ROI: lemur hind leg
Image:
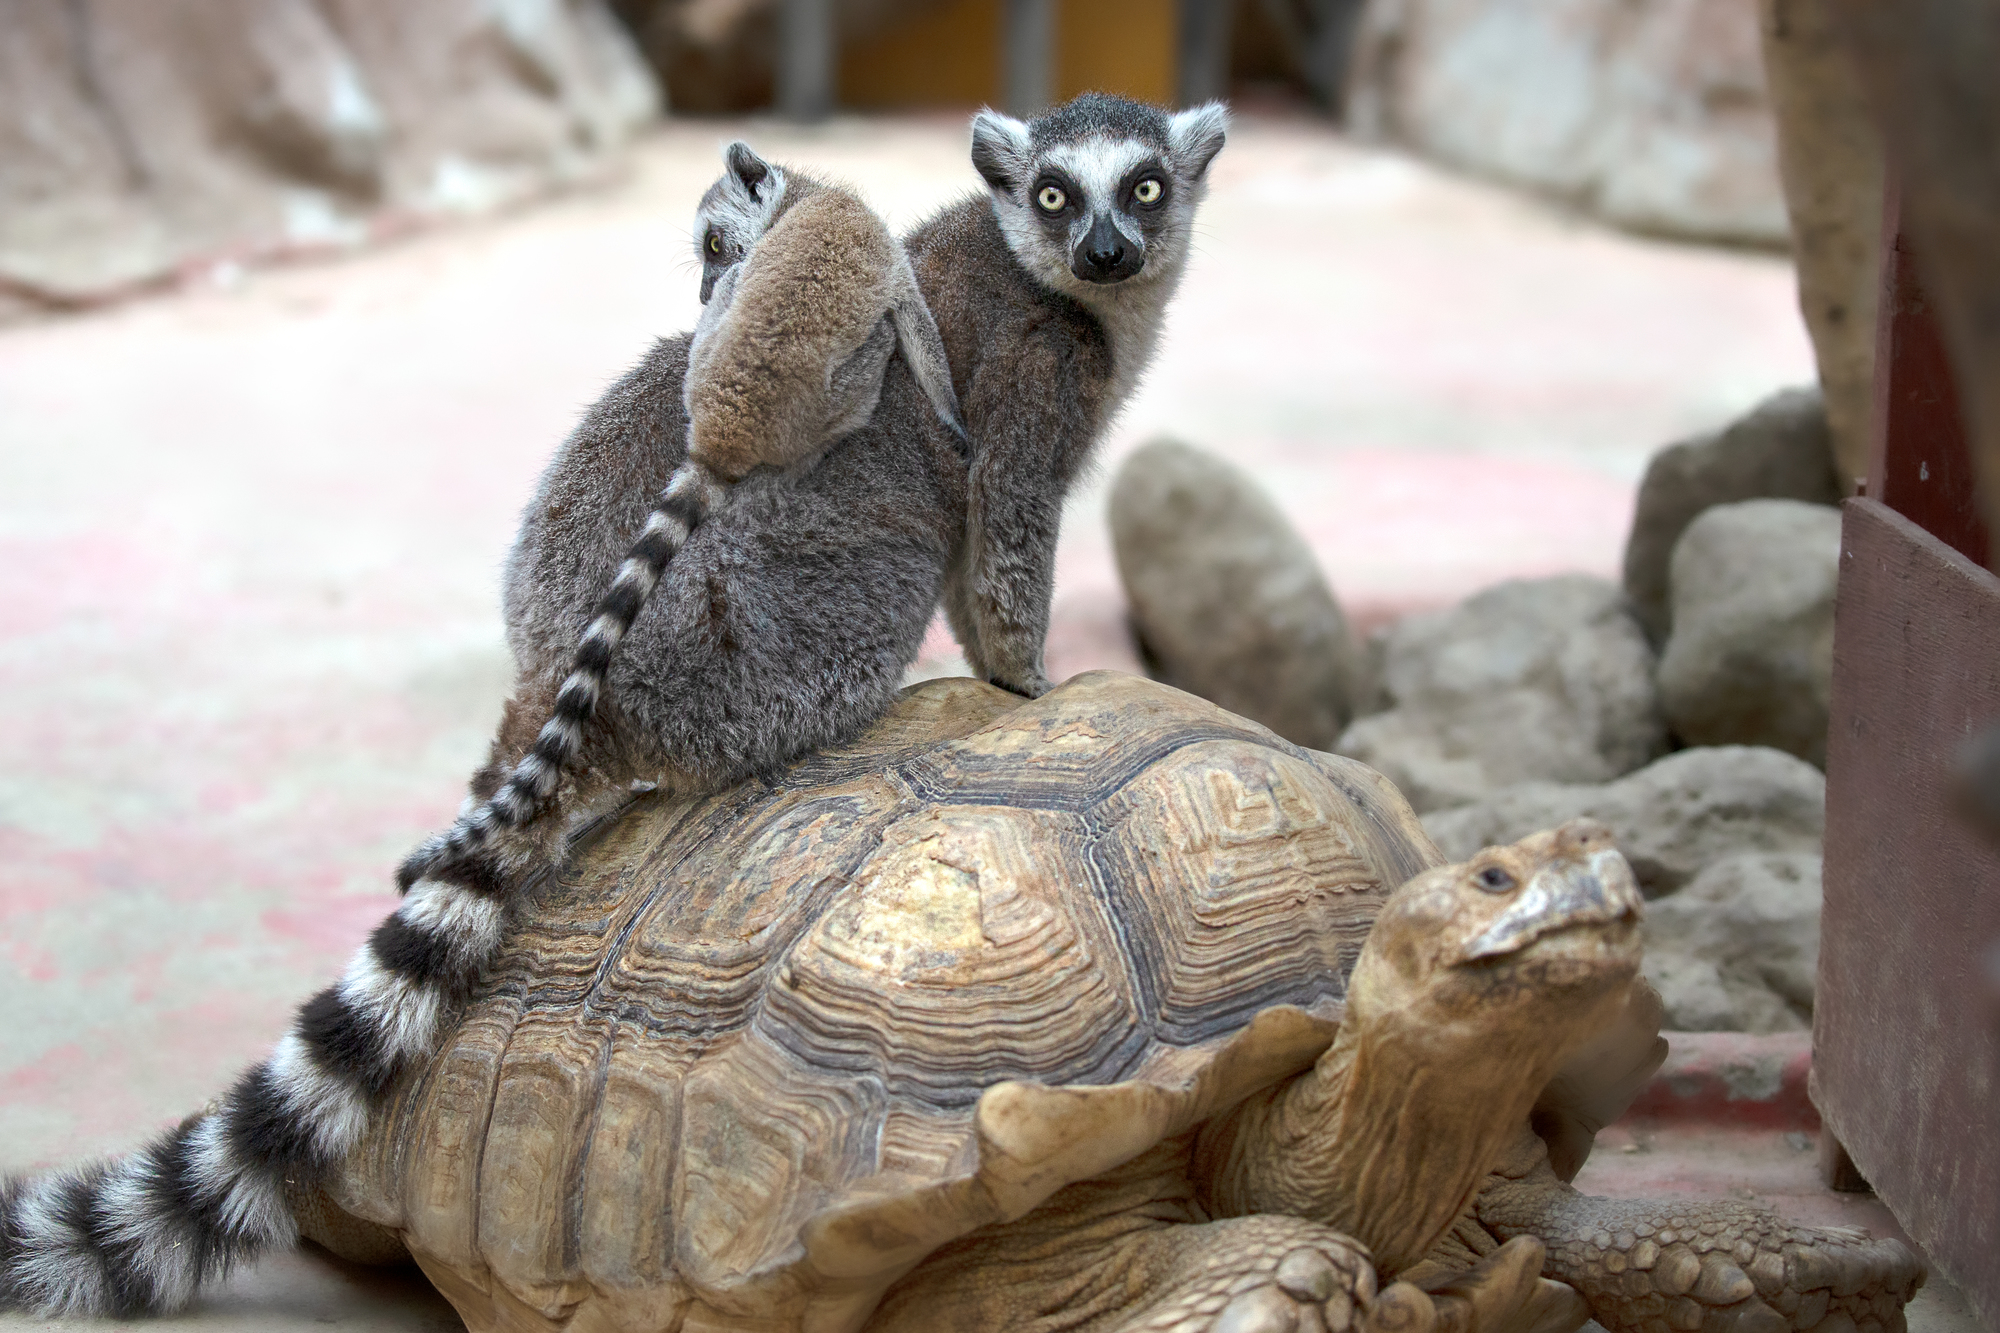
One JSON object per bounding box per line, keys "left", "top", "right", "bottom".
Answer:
{"left": 1473, "top": 1132, "right": 1924, "bottom": 1333}
{"left": 459, "top": 679, "right": 673, "bottom": 877}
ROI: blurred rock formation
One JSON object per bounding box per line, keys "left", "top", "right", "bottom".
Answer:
{"left": 1335, "top": 575, "right": 1667, "bottom": 814}
{"left": 1111, "top": 439, "right": 1363, "bottom": 750}
{"left": 1620, "top": 385, "right": 1841, "bottom": 645}
{"left": 0, "top": 0, "right": 658, "bottom": 318}
{"left": 1641, "top": 851, "right": 1820, "bottom": 1033}
{"left": 1346, "top": 0, "right": 1787, "bottom": 245}
{"left": 1657, "top": 498, "right": 1840, "bottom": 766}
{"left": 1422, "top": 744, "right": 1826, "bottom": 898}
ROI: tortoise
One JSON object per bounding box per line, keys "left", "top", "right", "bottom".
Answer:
{"left": 296, "top": 672, "right": 1923, "bottom": 1333}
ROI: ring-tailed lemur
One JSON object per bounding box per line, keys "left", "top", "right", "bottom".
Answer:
{"left": 0, "top": 93, "right": 1226, "bottom": 1318}
{"left": 400, "top": 141, "right": 963, "bottom": 886}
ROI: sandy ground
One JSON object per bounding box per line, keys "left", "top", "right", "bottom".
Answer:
{"left": 0, "top": 110, "right": 1847, "bottom": 1325}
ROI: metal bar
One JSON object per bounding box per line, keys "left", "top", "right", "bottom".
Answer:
{"left": 1176, "top": 0, "right": 1233, "bottom": 107}
{"left": 777, "top": 0, "right": 834, "bottom": 121}
{"left": 1003, "top": 0, "right": 1053, "bottom": 117}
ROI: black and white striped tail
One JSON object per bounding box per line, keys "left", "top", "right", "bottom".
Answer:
{"left": 0, "top": 464, "right": 730, "bottom": 1317}
{"left": 0, "top": 855, "right": 511, "bottom": 1316}
{"left": 396, "top": 463, "right": 726, "bottom": 892}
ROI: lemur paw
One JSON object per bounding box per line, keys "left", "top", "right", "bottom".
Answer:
{"left": 990, "top": 672, "right": 1053, "bottom": 700}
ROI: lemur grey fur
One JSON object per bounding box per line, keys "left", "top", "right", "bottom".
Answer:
{"left": 402, "top": 141, "right": 963, "bottom": 883}
{"left": 0, "top": 93, "right": 1226, "bottom": 1318}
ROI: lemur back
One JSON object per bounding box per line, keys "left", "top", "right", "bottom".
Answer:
{"left": 0, "top": 94, "right": 1226, "bottom": 1318}
{"left": 405, "top": 142, "right": 963, "bottom": 880}
{"left": 686, "top": 157, "right": 963, "bottom": 481}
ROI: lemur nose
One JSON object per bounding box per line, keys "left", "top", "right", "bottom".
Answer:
{"left": 1086, "top": 240, "right": 1125, "bottom": 272}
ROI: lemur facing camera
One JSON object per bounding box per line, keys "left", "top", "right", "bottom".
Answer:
{"left": 400, "top": 140, "right": 964, "bottom": 886}
{"left": 0, "top": 92, "right": 1227, "bottom": 1318}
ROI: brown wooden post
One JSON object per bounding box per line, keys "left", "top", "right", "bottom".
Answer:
{"left": 1864, "top": 174, "right": 1987, "bottom": 566}
{"left": 1817, "top": 175, "right": 2000, "bottom": 1327}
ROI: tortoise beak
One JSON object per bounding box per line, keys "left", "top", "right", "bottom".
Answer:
{"left": 1460, "top": 848, "right": 1643, "bottom": 961}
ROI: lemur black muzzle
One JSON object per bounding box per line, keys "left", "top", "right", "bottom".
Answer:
{"left": 1072, "top": 215, "right": 1145, "bottom": 283}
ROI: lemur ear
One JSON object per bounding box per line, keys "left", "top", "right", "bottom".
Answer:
{"left": 724, "top": 141, "right": 773, "bottom": 198}
{"left": 970, "top": 109, "right": 1034, "bottom": 195}
{"left": 1166, "top": 102, "right": 1229, "bottom": 180}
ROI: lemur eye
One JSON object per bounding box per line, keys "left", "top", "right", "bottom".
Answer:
{"left": 1475, "top": 866, "right": 1516, "bottom": 893}
{"left": 705, "top": 231, "right": 722, "bottom": 256}
{"left": 1036, "top": 184, "right": 1067, "bottom": 213}
{"left": 1132, "top": 177, "right": 1163, "bottom": 205}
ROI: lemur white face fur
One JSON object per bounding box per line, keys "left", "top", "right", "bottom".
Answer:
{"left": 694, "top": 141, "right": 789, "bottom": 304}
{"left": 972, "top": 94, "right": 1229, "bottom": 409}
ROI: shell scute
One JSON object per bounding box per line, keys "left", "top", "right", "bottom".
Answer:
{"left": 675, "top": 1033, "right": 889, "bottom": 1294}
{"left": 760, "top": 804, "right": 1145, "bottom": 1107}
{"left": 1091, "top": 742, "right": 1403, "bottom": 1045}
{"left": 578, "top": 1060, "right": 682, "bottom": 1296}
{"left": 894, "top": 673, "right": 1281, "bottom": 811}
{"left": 476, "top": 1043, "right": 598, "bottom": 1314}
{"left": 393, "top": 998, "right": 526, "bottom": 1270}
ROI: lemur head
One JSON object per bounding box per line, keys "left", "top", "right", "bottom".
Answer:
{"left": 970, "top": 93, "right": 1228, "bottom": 302}
{"left": 693, "top": 141, "right": 794, "bottom": 304}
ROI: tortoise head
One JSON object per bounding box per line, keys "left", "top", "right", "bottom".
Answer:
{"left": 1347, "top": 819, "right": 1644, "bottom": 1043}
{"left": 1197, "top": 819, "right": 1647, "bottom": 1273}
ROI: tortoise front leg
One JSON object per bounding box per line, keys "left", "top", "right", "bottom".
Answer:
{"left": 867, "top": 1209, "right": 1551, "bottom": 1333}
{"left": 1472, "top": 1133, "right": 1924, "bottom": 1333}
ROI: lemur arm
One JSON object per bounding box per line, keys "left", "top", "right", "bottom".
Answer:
{"left": 949, "top": 314, "right": 1110, "bottom": 697}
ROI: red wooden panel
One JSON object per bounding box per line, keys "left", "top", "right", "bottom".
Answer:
{"left": 1864, "top": 178, "right": 1990, "bottom": 565}
{"left": 1817, "top": 497, "right": 2000, "bottom": 1326}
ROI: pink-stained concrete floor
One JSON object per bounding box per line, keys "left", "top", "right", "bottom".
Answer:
{"left": 0, "top": 111, "right": 1875, "bottom": 1326}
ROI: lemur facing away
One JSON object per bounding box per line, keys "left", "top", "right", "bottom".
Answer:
{"left": 401, "top": 140, "right": 963, "bottom": 885}
{"left": 0, "top": 93, "right": 1226, "bottom": 1318}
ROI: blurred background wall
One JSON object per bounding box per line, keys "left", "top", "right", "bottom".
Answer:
{"left": 1, "top": 0, "right": 1801, "bottom": 323}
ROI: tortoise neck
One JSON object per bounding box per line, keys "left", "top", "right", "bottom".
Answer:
{"left": 1200, "top": 1007, "right": 1558, "bottom": 1275}
{"left": 1299, "top": 1016, "right": 1551, "bottom": 1271}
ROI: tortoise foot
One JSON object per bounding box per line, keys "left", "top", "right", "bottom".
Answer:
{"left": 1574, "top": 1219, "right": 1922, "bottom": 1333}
{"left": 1119, "top": 1222, "right": 1553, "bottom": 1333}
{"left": 1482, "top": 1187, "right": 1925, "bottom": 1333}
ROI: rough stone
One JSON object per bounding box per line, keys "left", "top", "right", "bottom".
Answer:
{"left": 1421, "top": 745, "right": 1824, "bottom": 896}
{"left": 0, "top": 0, "right": 658, "bottom": 314}
{"left": 1334, "top": 575, "right": 1667, "bottom": 813}
{"left": 1111, "top": 439, "right": 1362, "bottom": 749}
{"left": 1657, "top": 499, "right": 1841, "bottom": 765}
{"left": 1622, "top": 387, "right": 1843, "bottom": 644}
{"left": 1642, "top": 852, "right": 1821, "bottom": 1032}
{"left": 1347, "top": 0, "right": 1789, "bottom": 245}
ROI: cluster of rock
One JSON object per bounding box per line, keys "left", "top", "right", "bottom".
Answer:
{"left": 1111, "top": 384, "right": 1845, "bottom": 1033}
{"left": 1343, "top": 0, "right": 1789, "bottom": 247}
{"left": 0, "top": 0, "right": 658, "bottom": 319}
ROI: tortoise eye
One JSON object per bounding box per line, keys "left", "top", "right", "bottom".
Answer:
{"left": 705, "top": 231, "right": 722, "bottom": 256}
{"left": 1036, "top": 184, "right": 1066, "bottom": 213}
{"left": 1132, "top": 177, "right": 1162, "bottom": 205}
{"left": 1475, "top": 866, "right": 1516, "bottom": 893}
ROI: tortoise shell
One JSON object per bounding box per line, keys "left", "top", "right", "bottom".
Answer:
{"left": 317, "top": 672, "right": 1446, "bottom": 1331}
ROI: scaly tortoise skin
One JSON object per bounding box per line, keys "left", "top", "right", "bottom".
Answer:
{"left": 302, "top": 673, "right": 1922, "bottom": 1333}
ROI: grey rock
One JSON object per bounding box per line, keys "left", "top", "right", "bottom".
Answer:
{"left": 1335, "top": 576, "right": 1666, "bottom": 813}
{"left": 1345, "top": 0, "right": 1788, "bottom": 245}
{"left": 0, "top": 0, "right": 659, "bottom": 312}
{"left": 1622, "top": 387, "right": 1842, "bottom": 643}
{"left": 1642, "top": 853, "right": 1822, "bottom": 1033}
{"left": 1422, "top": 745, "right": 1824, "bottom": 897}
{"left": 1111, "top": 439, "right": 1361, "bottom": 749}
{"left": 1658, "top": 499, "right": 1840, "bottom": 766}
